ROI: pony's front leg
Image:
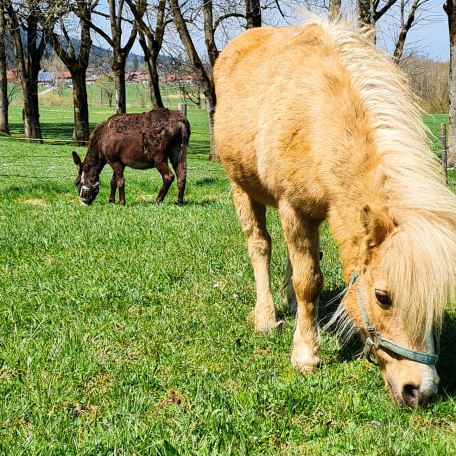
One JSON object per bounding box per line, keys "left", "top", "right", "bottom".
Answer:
{"left": 283, "top": 254, "right": 297, "bottom": 316}
{"left": 279, "top": 202, "right": 322, "bottom": 372}
{"left": 233, "top": 185, "right": 280, "bottom": 332}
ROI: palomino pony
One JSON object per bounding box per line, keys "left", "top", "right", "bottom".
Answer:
{"left": 72, "top": 108, "right": 190, "bottom": 206}
{"left": 214, "top": 19, "right": 456, "bottom": 407}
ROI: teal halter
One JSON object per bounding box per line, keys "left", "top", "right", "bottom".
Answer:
{"left": 347, "top": 272, "right": 438, "bottom": 366}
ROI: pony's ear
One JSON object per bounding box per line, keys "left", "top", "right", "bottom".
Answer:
{"left": 361, "top": 205, "right": 395, "bottom": 248}
{"left": 72, "top": 151, "right": 82, "bottom": 174}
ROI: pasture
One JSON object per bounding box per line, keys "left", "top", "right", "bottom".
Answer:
{"left": 0, "top": 106, "right": 456, "bottom": 454}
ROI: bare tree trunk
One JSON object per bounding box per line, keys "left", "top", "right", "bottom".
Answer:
{"left": 329, "top": 0, "right": 342, "bottom": 21}
{"left": 5, "top": 4, "right": 44, "bottom": 141}
{"left": 0, "top": 5, "right": 9, "bottom": 134}
{"left": 169, "top": 0, "right": 218, "bottom": 160}
{"left": 23, "top": 80, "right": 42, "bottom": 139}
{"left": 39, "top": 0, "right": 92, "bottom": 143}
{"left": 392, "top": 0, "right": 420, "bottom": 64}
{"left": 113, "top": 63, "right": 127, "bottom": 114}
{"left": 126, "top": 0, "right": 165, "bottom": 109}
{"left": 357, "top": 0, "right": 377, "bottom": 42}
{"left": 445, "top": 0, "right": 456, "bottom": 167}
{"left": 5, "top": 4, "right": 45, "bottom": 141}
{"left": 245, "top": 0, "right": 261, "bottom": 28}
{"left": 71, "top": 70, "right": 90, "bottom": 145}
{"left": 138, "top": 31, "right": 164, "bottom": 109}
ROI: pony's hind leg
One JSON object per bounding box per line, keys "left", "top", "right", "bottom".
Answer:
{"left": 232, "top": 184, "right": 280, "bottom": 332}
{"left": 279, "top": 201, "right": 322, "bottom": 372}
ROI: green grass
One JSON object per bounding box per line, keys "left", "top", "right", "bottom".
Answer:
{"left": 0, "top": 111, "right": 456, "bottom": 454}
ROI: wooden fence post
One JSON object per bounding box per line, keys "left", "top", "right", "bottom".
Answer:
{"left": 441, "top": 123, "right": 448, "bottom": 185}
{"left": 178, "top": 103, "right": 187, "bottom": 118}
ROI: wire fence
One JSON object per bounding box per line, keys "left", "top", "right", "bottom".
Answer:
{"left": 0, "top": 125, "right": 454, "bottom": 185}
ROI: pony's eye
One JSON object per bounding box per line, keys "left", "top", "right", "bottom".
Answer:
{"left": 375, "top": 290, "right": 392, "bottom": 308}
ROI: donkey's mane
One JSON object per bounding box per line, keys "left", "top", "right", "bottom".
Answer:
{"left": 311, "top": 18, "right": 456, "bottom": 339}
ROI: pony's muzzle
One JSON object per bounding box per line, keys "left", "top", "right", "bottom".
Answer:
{"left": 386, "top": 364, "right": 439, "bottom": 408}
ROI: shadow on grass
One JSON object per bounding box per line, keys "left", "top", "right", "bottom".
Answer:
{"left": 4, "top": 181, "right": 72, "bottom": 196}
{"left": 437, "top": 313, "right": 456, "bottom": 398}
{"left": 194, "top": 177, "right": 218, "bottom": 186}
{"left": 8, "top": 122, "right": 98, "bottom": 142}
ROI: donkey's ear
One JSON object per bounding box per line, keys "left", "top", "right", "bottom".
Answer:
{"left": 361, "top": 205, "right": 396, "bottom": 248}
{"left": 72, "top": 151, "right": 82, "bottom": 172}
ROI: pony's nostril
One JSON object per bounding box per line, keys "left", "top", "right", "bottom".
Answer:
{"left": 402, "top": 384, "right": 420, "bottom": 407}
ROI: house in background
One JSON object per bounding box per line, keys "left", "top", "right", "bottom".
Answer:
{"left": 126, "top": 72, "right": 148, "bottom": 84}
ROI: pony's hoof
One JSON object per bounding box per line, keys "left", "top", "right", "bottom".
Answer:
{"left": 248, "top": 311, "right": 283, "bottom": 332}
{"left": 291, "top": 350, "right": 320, "bottom": 373}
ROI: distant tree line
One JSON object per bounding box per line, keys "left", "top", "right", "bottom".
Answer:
{"left": 0, "top": 0, "right": 452, "bottom": 162}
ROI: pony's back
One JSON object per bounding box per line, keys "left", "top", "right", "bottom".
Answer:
{"left": 214, "top": 21, "right": 381, "bottom": 215}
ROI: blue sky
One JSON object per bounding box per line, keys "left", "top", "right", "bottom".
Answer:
{"left": 93, "top": 0, "right": 450, "bottom": 62}
{"left": 383, "top": 0, "right": 449, "bottom": 61}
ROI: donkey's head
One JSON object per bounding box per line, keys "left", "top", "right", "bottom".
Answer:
{"left": 339, "top": 205, "right": 440, "bottom": 408}
{"left": 72, "top": 151, "right": 100, "bottom": 205}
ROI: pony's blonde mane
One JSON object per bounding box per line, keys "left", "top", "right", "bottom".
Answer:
{"left": 309, "top": 17, "right": 456, "bottom": 340}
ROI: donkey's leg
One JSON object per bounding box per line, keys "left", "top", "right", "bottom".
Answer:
{"left": 109, "top": 171, "right": 117, "bottom": 204}
{"left": 111, "top": 162, "right": 126, "bottom": 205}
{"left": 155, "top": 161, "right": 175, "bottom": 204}
{"left": 170, "top": 145, "right": 186, "bottom": 206}
{"left": 232, "top": 184, "right": 280, "bottom": 332}
{"left": 278, "top": 201, "right": 322, "bottom": 372}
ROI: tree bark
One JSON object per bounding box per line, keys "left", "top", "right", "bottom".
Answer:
{"left": 127, "top": 0, "right": 166, "bottom": 109}
{"left": 169, "top": 0, "right": 218, "bottom": 160}
{"left": 245, "top": 0, "right": 261, "bottom": 29}
{"left": 71, "top": 70, "right": 90, "bottom": 145}
{"left": 23, "top": 80, "right": 42, "bottom": 139}
{"left": 5, "top": 3, "right": 45, "bottom": 141}
{"left": 0, "top": 3, "right": 9, "bottom": 134}
{"left": 329, "top": 0, "right": 342, "bottom": 21}
{"left": 113, "top": 62, "right": 127, "bottom": 114}
{"left": 139, "top": 33, "right": 164, "bottom": 108}
{"left": 392, "top": 0, "right": 420, "bottom": 64}
{"left": 357, "top": 0, "right": 400, "bottom": 43}
{"left": 79, "top": 0, "right": 136, "bottom": 115}
{"left": 445, "top": 0, "right": 456, "bottom": 167}
{"left": 357, "top": 0, "right": 377, "bottom": 42}
{"left": 40, "top": 0, "right": 92, "bottom": 143}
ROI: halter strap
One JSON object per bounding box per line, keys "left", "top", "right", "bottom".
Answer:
{"left": 347, "top": 272, "right": 438, "bottom": 366}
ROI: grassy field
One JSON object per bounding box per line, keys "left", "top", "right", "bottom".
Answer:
{"left": 0, "top": 108, "right": 456, "bottom": 454}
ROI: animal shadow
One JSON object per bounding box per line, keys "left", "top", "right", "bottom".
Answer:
{"left": 436, "top": 312, "right": 456, "bottom": 398}
{"left": 318, "top": 287, "right": 364, "bottom": 362}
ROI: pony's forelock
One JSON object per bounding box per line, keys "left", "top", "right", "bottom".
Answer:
{"left": 380, "top": 216, "right": 456, "bottom": 340}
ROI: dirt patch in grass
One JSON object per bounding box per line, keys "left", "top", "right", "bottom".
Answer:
{"left": 22, "top": 198, "right": 47, "bottom": 206}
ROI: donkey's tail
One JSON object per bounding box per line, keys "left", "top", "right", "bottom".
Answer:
{"left": 176, "top": 117, "right": 190, "bottom": 205}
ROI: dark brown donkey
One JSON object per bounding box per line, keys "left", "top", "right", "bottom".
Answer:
{"left": 72, "top": 108, "right": 190, "bottom": 206}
